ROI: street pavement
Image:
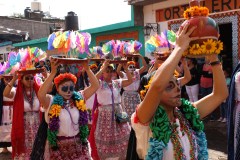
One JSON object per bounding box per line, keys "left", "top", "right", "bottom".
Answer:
{"left": 205, "top": 120, "right": 228, "bottom": 160}
{"left": 0, "top": 120, "right": 228, "bottom": 160}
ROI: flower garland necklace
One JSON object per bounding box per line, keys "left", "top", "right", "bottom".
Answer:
{"left": 146, "top": 99, "right": 208, "bottom": 160}
{"left": 47, "top": 91, "right": 89, "bottom": 150}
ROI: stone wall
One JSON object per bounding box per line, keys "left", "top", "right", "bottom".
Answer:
{"left": 0, "top": 16, "right": 64, "bottom": 40}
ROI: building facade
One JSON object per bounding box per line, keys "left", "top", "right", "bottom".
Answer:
{"left": 12, "top": 6, "right": 146, "bottom": 59}
{"left": 130, "top": 0, "right": 240, "bottom": 70}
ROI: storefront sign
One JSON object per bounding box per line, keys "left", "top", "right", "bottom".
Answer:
{"left": 156, "top": 0, "right": 240, "bottom": 22}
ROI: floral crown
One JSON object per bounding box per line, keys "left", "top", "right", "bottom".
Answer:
{"left": 90, "top": 64, "right": 98, "bottom": 69}
{"left": 54, "top": 73, "right": 77, "bottom": 88}
{"left": 127, "top": 61, "right": 136, "bottom": 66}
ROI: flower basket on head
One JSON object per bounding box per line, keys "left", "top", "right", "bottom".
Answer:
{"left": 47, "top": 31, "right": 91, "bottom": 64}
{"left": 0, "top": 61, "right": 11, "bottom": 75}
{"left": 181, "top": 0, "right": 223, "bottom": 57}
{"left": 2, "top": 75, "right": 13, "bottom": 79}
{"left": 8, "top": 47, "right": 47, "bottom": 75}
{"left": 51, "top": 57, "right": 88, "bottom": 64}
{"left": 145, "top": 30, "right": 176, "bottom": 60}
{"left": 102, "top": 40, "right": 128, "bottom": 64}
{"left": 123, "top": 40, "right": 142, "bottom": 57}
{"left": 17, "top": 68, "right": 45, "bottom": 75}
{"left": 89, "top": 46, "right": 105, "bottom": 62}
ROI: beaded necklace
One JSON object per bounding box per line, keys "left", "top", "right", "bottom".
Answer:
{"left": 146, "top": 99, "right": 208, "bottom": 160}
{"left": 47, "top": 91, "right": 89, "bottom": 150}
{"left": 23, "top": 87, "right": 34, "bottom": 109}
{"left": 170, "top": 108, "right": 196, "bottom": 160}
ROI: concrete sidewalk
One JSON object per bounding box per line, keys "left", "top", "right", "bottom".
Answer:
{"left": 204, "top": 120, "right": 228, "bottom": 160}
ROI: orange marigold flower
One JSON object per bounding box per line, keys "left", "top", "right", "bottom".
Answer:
{"left": 54, "top": 73, "right": 77, "bottom": 88}
{"left": 49, "top": 104, "right": 61, "bottom": 118}
{"left": 76, "top": 100, "right": 87, "bottom": 111}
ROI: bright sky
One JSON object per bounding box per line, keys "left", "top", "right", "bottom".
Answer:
{"left": 0, "top": 0, "right": 131, "bottom": 30}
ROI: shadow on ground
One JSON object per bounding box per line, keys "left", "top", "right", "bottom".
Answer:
{"left": 204, "top": 119, "right": 228, "bottom": 160}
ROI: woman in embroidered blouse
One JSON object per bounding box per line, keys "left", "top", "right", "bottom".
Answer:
{"left": 131, "top": 23, "right": 228, "bottom": 159}
{"left": 117, "top": 54, "right": 147, "bottom": 118}
{"left": 38, "top": 57, "right": 99, "bottom": 159}
{"left": 3, "top": 72, "right": 42, "bottom": 159}
{"left": 0, "top": 76, "right": 15, "bottom": 154}
{"left": 89, "top": 60, "right": 133, "bottom": 160}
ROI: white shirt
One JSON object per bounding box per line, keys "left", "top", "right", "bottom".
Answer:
{"left": 24, "top": 91, "right": 40, "bottom": 112}
{"left": 131, "top": 112, "right": 198, "bottom": 160}
{"left": 96, "top": 79, "right": 122, "bottom": 106}
{"left": 45, "top": 93, "right": 84, "bottom": 137}
{"left": 122, "top": 69, "right": 140, "bottom": 91}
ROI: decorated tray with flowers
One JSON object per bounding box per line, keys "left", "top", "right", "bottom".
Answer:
{"left": 181, "top": 0, "right": 223, "bottom": 58}
{"left": 5, "top": 47, "right": 47, "bottom": 75}
{"left": 122, "top": 40, "right": 142, "bottom": 57}
{"left": 124, "top": 54, "right": 140, "bottom": 57}
{"left": 89, "top": 58, "right": 105, "bottom": 62}
{"left": 145, "top": 30, "right": 176, "bottom": 60}
{"left": 47, "top": 31, "right": 91, "bottom": 63}
{"left": 18, "top": 68, "right": 45, "bottom": 75}
{"left": 109, "top": 59, "right": 128, "bottom": 64}
{"left": 2, "top": 75, "right": 13, "bottom": 79}
{"left": 54, "top": 57, "right": 88, "bottom": 64}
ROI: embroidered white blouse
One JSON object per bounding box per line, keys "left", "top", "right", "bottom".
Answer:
{"left": 96, "top": 79, "right": 122, "bottom": 106}
{"left": 131, "top": 112, "right": 198, "bottom": 159}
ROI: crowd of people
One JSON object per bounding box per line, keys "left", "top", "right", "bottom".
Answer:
{"left": 0, "top": 22, "right": 237, "bottom": 160}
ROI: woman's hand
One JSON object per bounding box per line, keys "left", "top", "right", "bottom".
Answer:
{"left": 102, "top": 59, "right": 110, "bottom": 70}
{"left": 50, "top": 57, "right": 59, "bottom": 75}
{"left": 175, "top": 22, "right": 198, "bottom": 51}
{"left": 81, "top": 59, "right": 90, "bottom": 71}
{"left": 122, "top": 63, "right": 128, "bottom": 71}
{"left": 12, "top": 71, "right": 19, "bottom": 82}
{"left": 205, "top": 54, "right": 219, "bottom": 63}
{"left": 181, "top": 58, "right": 187, "bottom": 67}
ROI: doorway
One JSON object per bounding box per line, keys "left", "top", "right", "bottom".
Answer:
{"left": 218, "top": 23, "right": 233, "bottom": 74}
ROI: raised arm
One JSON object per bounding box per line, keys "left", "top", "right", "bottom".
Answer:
{"left": 137, "top": 23, "right": 197, "bottom": 123}
{"left": 178, "top": 58, "right": 191, "bottom": 86}
{"left": 116, "top": 64, "right": 124, "bottom": 78}
{"left": 3, "top": 73, "right": 18, "bottom": 99}
{"left": 95, "top": 60, "right": 110, "bottom": 79}
{"left": 38, "top": 58, "right": 59, "bottom": 109}
{"left": 121, "top": 63, "right": 133, "bottom": 87}
{"left": 193, "top": 55, "right": 228, "bottom": 119}
{"left": 138, "top": 54, "right": 148, "bottom": 74}
{"left": 81, "top": 60, "right": 100, "bottom": 100}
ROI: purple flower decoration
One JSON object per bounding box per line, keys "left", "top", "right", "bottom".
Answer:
{"left": 79, "top": 111, "right": 88, "bottom": 126}
{"left": 49, "top": 117, "right": 60, "bottom": 131}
